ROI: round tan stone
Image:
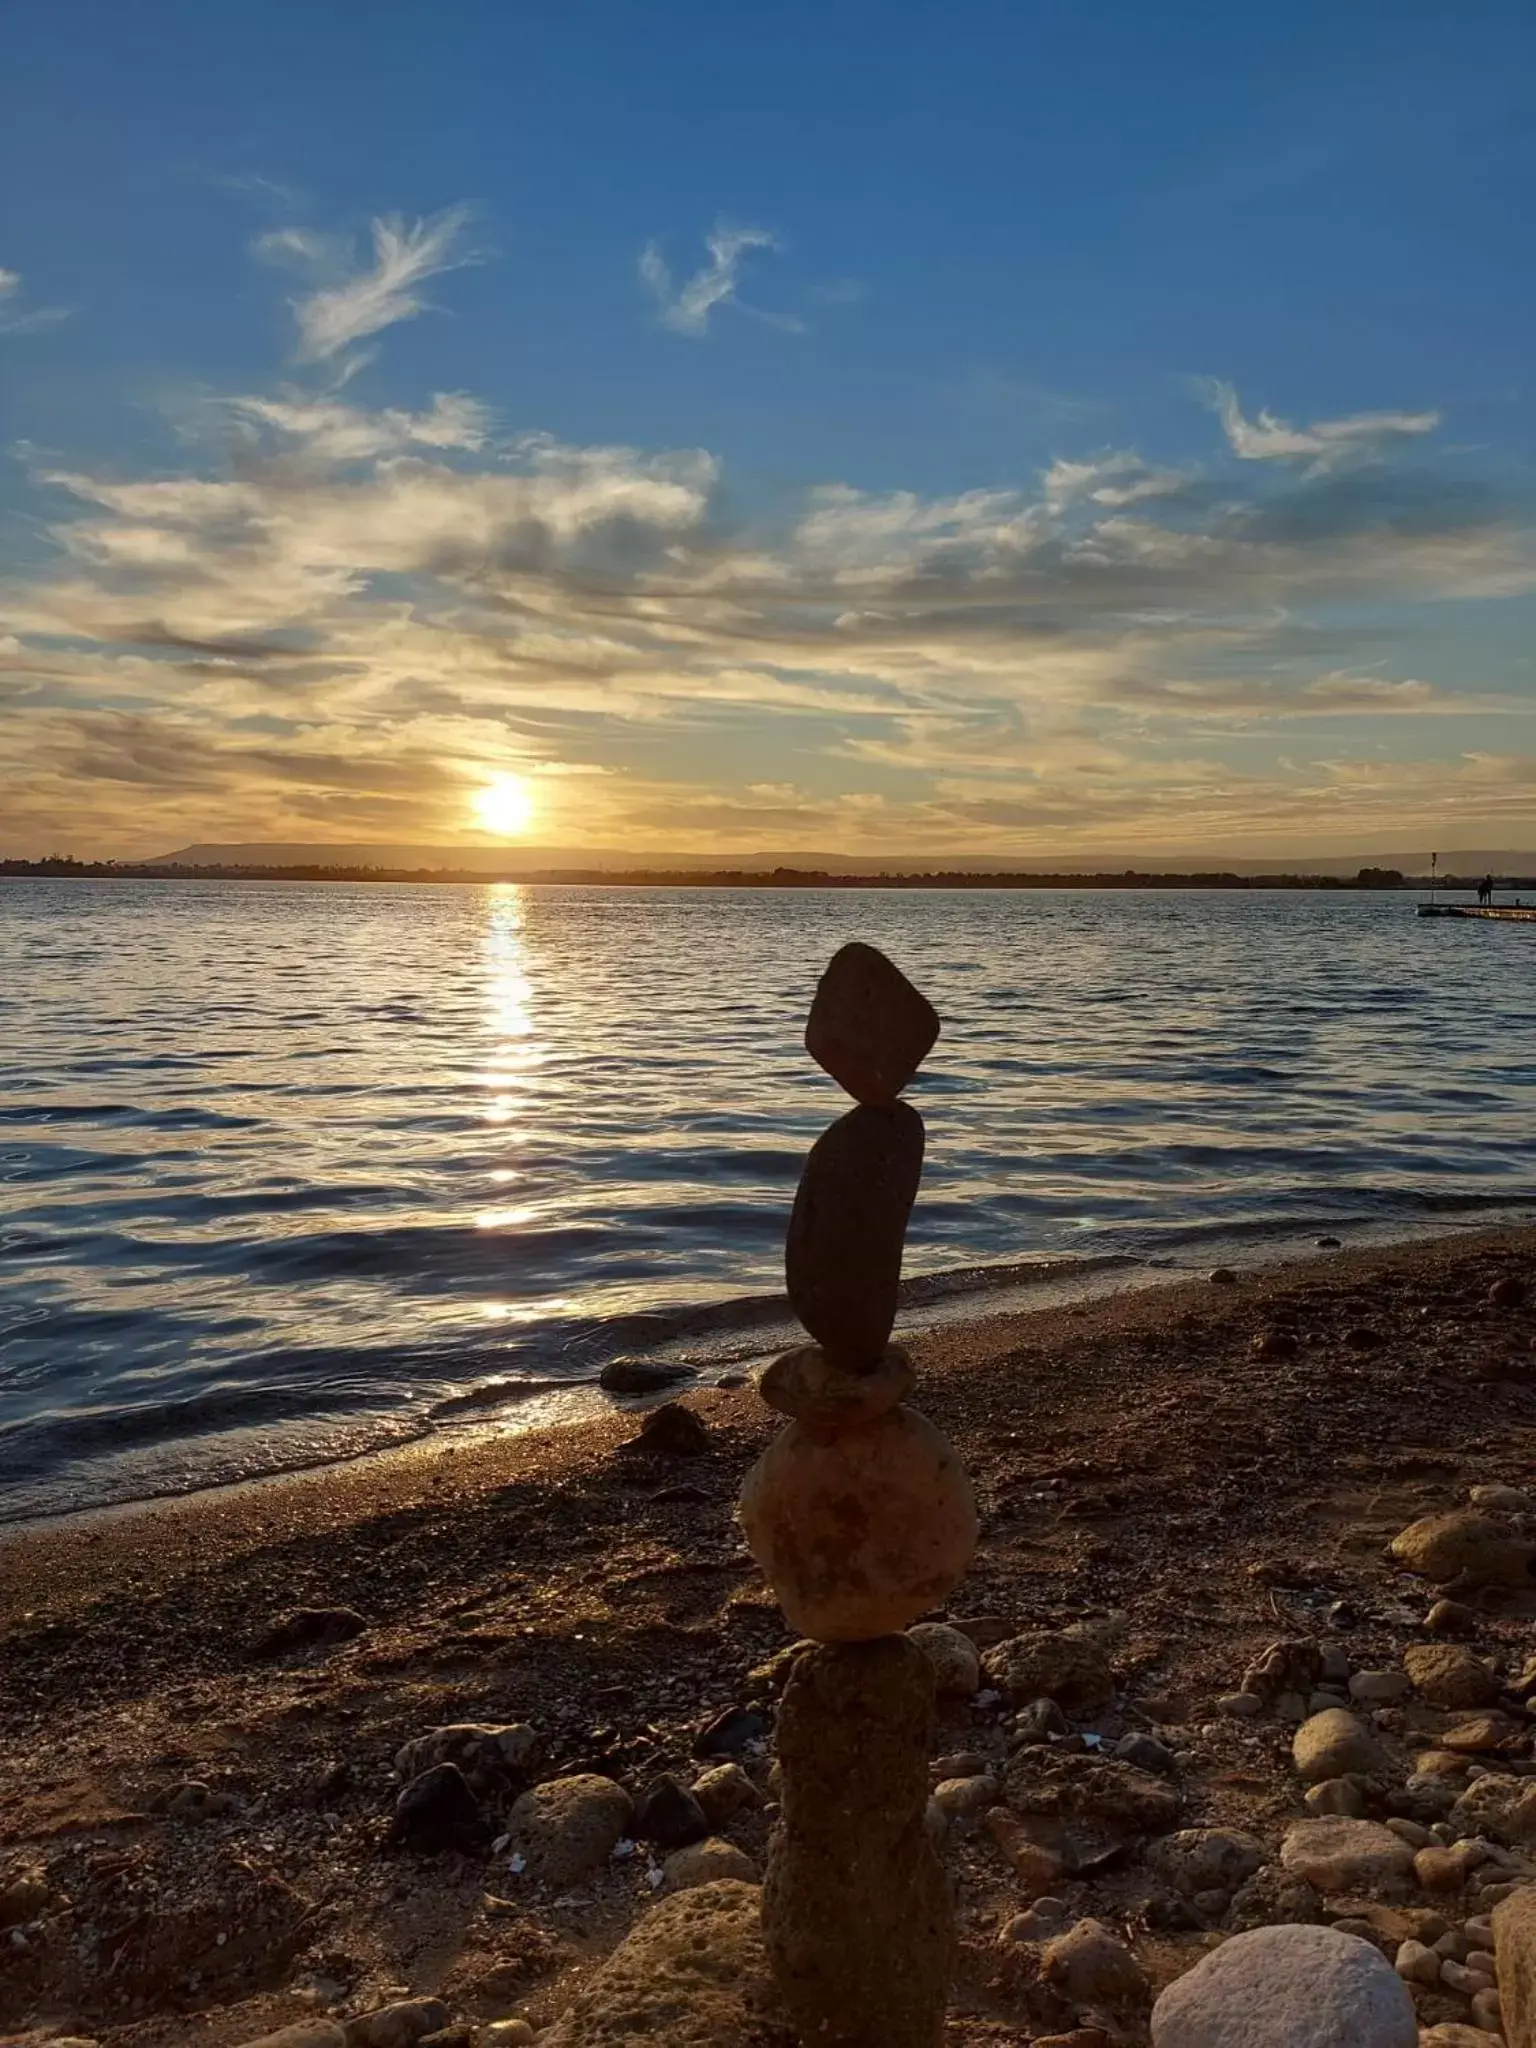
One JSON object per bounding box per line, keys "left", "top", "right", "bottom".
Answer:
{"left": 739, "top": 1405, "right": 977, "bottom": 1641}
{"left": 758, "top": 1343, "right": 915, "bottom": 1430}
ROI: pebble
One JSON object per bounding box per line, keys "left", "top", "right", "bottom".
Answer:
{"left": 1013, "top": 1696, "right": 1072, "bottom": 1743}
{"left": 1279, "top": 1818, "right": 1417, "bottom": 1893}
{"left": 1210, "top": 1267, "right": 1239, "bottom": 1284}
{"left": 1150, "top": 1923, "right": 1416, "bottom": 2046}
{"left": 983, "top": 1808, "right": 1065, "bottom": 1896}
{"left": 931, "top": 1773, "right": 1000, "bottom": 1820}
{"left": 621, "top": 1402, "right": 710, "bottom": 1457}
{"left": 1416, "top": 1844, "right": 1482, "bottom": 1892}
{"left": 784, "top": 1102, "right": 925, "bottom": 1363}
{"left": 690, "top": 1762, "right": 760, "bottom": 1827}
{"left": 1307, "top": 1777, "right": 1367, "bottom": 1817}
{"left": 1293, "top": 1708, "right": 1389, "bottom": 1784}
{"left": 906, "top": 1621, "right": 982, "bottom": 1698}
{"left": 237, "top": 2029, "right": 344, "bottom": 2048}
{"left": 345, "top": 2003, "right": 450, "bottom": 2048}
{"left": 1041, "top": 1917, "right": 1148, "bottom": 2002}
{"left": 1404, "top": 1644, "right": 1502, "bottom": 1709}
{"left": 598, "top": 1356, "right": 692, "bottom": 1393}
{"left": 1386, "top": 1818, "right": 1435, "bottom": 1848}
{"left": 1218, "top": 1691, "right": 1265, "bottom": 1719}
{"left": 999, "top": 1904, "right": 1067, "bottom": 1944}
{"left": 1395, "top": 1937, "right": 1441, "bottom": 1985}
{"left": 634, "top": 1774, "right": 709, "bottom": 1851}
{"left": 250, "top": 1606, "right": 367, "bottom": 1658}
{"left": 1351, "top": 1670, "right": 1412, "bottom": 1704}
{"left": 1488, "top": 1275, "right": 1528, "bottom": 1308}
{"left": 803, "top": 940, "right": 940, "bottom": 1105}
{"left": 1451, "top": 1774, "right": 1536, "bottom": 1844}
{"left": 1390, "top": 1511, "right": 1535, "bottom": 1589}
{"left": 983, "top": 1628, "right": 1115, "bottom": 1711}
{"left": 1470, "top": 1482, "right": 1535, "bottom": 1511}
{"left": 1114, "top": 1732, "right": 1176, "bottom": 1774}
{"left": 1149, "top": 1827, "right": 1266, "bottom": 1895}
{"left": 660, "top": 1837, "right": 759, "bottom": 1891}
{"left": 1470, "top": 1987, "right": 1504, "bottom": 2033}
{"left": 479, "top": 2026, "right": 536, "bottom": 2048}
{"left": 506, "top": 1775, "right": 635, "bottom": 1885}
{"left": 1416, "top": 2027, "right": 1505, "bottom": 2046}
{"left": 693, "top": 1705, "right": 769, "bottom": 1758}
{"left": 391, "top": 1766, "right": 489, "bottom": 1856}
{"left": 1426, "top": 1599, "right": 1481, "bottom": 1637}
{"left": 395, "top": 1725, "right": 537, "bottom": 1790}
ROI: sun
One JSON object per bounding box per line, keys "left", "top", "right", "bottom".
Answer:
{"left": 472, "top": 773, "right": 537, "bottom": 838}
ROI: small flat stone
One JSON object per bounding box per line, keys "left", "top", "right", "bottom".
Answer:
{"left": 345, "top": 2004, "right": 450, "bottom": 2048}
{"left": 758, "top": 1343, "right": 914, "bottom": 1429}
{"left": 635, "top": 1773, "right": 709, "bottom": 1851}
{"left": 804, "top": 942, "right": 940, "bottom": 1105}
{"left": 1042, "top": 1917, "right": 1148, "bottom": 2002}
{"left": 1306, "top": 1776, "right": 1367, "bottom": 1817}
{"left": 690, "top": 1762, "right": 761, "bottom": 1827}
{"left": 505, "top": 1774, "right": 634, "bottom": 1885}
{"left": 983, "top": 1627, "right": 1115, "bottom": 1711}
{"left": 1149, "top": 1827, "right": 1266, "bottom": 1895}
{"left": 1440, "top": 1716, "right": 1522, "bottom": 1753}
{"left": 390, "top": 1765, "right": 488, "bottom": 1855}
{"left": 599, "top": 1357, "right": 693, "bottom": 1393}
{"left": 619, "top": 1402, "right": 710, "bottom": 1457}
{"left": 1292, "top": 1708, "right": 1389, "bottom": 1784}
{"left": 784, "top": 1103, "right": 924, "bottom": 1365}
{"left": 661, "top": 1837, "right": 759, "bottom": 1892}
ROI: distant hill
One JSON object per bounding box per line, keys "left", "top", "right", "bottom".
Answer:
{"left": 153, "top": 841, "right": 1536, "bottom": 879}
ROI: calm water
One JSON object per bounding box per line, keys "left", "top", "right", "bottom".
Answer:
{"left": 2, "top": 879, "right": 1534, "bottom": 1522}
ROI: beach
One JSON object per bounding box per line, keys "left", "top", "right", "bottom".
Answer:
{"left": 4, "top": 1223, "right": 1535, "bottom": 2045}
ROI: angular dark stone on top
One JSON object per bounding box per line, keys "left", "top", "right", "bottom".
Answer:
{"left": 785, "top": 1102, "right": 924, "bottom": 1367}
{"left": 805, "top": 943, "right": 940, "bottom": 1105}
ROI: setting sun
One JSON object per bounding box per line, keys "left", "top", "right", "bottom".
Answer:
{"left": 472, "top": 773, "right": 537, "bottom": 838}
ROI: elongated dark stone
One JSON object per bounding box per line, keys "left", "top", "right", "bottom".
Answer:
{"left": 785, "top": 1102, "right": 924, "bottom": 1366}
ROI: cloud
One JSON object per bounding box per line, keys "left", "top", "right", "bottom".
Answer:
{"left": 0, "top": 266, "right": 68, "bottom": 336}
{"left": 257, "top": 207, "right": 476, "bottom": 360}
{"left": 4, "top": 300, "right": 1535, "bottom": 860}
{"left": 1212, "top": 380, "right": 1440, "bottom": 467}
{"left": 224, "top": 389, "right": 494, "bottom": 461}
{"left": 639, "top": 222, "right": 795, "bottom": 336}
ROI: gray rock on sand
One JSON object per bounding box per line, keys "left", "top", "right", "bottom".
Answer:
{"left": 763, "top": 1637, "right": 951, "bottom": 2048}
{"left": 1278, "top": 1817, "right": 1416, "bottom": 1893}
{"left": 1292, "top": 1708, "right": 1389, "bottom": 1784}
{"left": 804, "top": 941, "right": 940, "bottom": 1105}
{"left": 758, "top": 1343, "right": 915, "bottom": 1430}
{"left": 1150, "top": 1924, "right": 1416, "bottom": 2046}
{"left": 505, "top": 1773, "right": 634, "bottom": 1886}
{"left": 538, "top": 1880, "right": 793, "bottom": 2048}
{"left": 784, "top": 1103, "right": 925, "bottom": 1365}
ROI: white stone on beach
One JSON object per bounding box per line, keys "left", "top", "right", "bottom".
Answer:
{"left": 1150, "top": 1924, "right": 1416, "bottom": 2047}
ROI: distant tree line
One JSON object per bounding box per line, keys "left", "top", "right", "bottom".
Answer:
{"left": 6, "top": 856, "right": 1531, "bottom": 889}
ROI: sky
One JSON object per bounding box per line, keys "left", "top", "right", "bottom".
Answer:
{"left": 2, "top": 0, "right": 1535, "bottom": 862}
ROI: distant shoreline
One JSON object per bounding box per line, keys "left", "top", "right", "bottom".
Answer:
{"left": 3, "top": 859, "right": 1509, "bottom": 891}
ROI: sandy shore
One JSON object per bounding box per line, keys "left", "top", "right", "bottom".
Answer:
{"left": 3, "top": 1224, "right": 1535, "bottom": 2045}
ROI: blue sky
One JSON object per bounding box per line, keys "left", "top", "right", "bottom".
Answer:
{"left": 3, "top": 0, "right": 1535, "bottom": 859}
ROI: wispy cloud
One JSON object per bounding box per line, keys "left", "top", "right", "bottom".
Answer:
{"left": 0, "top": 266, "right": 68, "bottom": 337}
{"left": 256, "top": 207, "right": 476, "bottom": 360}
{"left": 1211, "top": 380, "right": 1440, "bottom": 467}
{"left": 639, "top": 222, "right": 801, "bottom": 336}
{"left": 224, "top": 389, "right": 493, "bottom": 461}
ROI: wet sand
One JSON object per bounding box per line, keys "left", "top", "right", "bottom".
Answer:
{"left": 2, "top": 1224, "right": 1534, "bottom": 2045}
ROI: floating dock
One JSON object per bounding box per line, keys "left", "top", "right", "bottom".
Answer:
{"left": 1418, "top": 902, "right": 1536, "bottom": 921}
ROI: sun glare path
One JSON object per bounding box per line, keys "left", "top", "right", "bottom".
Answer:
{"left": 472, "top": 773, "right": 536, "bottom": 837}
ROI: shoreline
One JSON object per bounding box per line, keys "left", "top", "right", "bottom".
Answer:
{"left": 6, "top": 1205, "right": 1534, "bottom": 1547}
{"left": 3, "top": 1222, "right": 1535, "bottom": 2046}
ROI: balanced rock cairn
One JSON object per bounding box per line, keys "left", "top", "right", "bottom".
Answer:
{"left": 740, "top": 942, "right": 978, "bottom": 2048}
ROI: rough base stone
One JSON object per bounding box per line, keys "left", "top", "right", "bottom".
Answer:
{"left": 539, "top": 1881, "right": 793, "bottom": 2047}
{"left": 1150, "top": 1924, "right": 1416, "bottom": 2046}
{"left": 785, "top": 1103, "right": 925, "bottom": 1364}
{"left": 1493, "top": 1883, "right": 1536, "bottom": 2048}
{"left": 763, "top": 1638, "right": 951, "bottom": 2047}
